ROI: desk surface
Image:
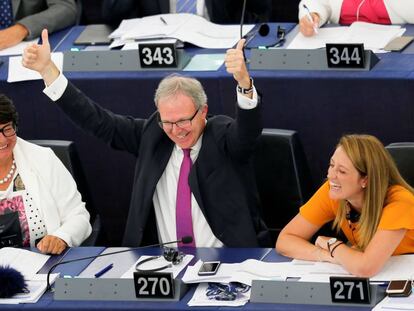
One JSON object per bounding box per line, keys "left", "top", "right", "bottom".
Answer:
{"left": 1, "top": 26, "right": 414, "bottom": 245}
{"left": 2, "top": 247, "right": 369, "bottom": 311}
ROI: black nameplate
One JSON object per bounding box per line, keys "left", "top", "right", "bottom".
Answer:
{"left": 330, "top": 276, "right": 370, "bottom": 304}
{"left": 326, "top": 44, "right": 365, "bottom": 69}
{"left": 133, "top": 272, "right": 175, "bottom": 299}
{"left": 138, "top": 43, "right": 177, "bottom": 68}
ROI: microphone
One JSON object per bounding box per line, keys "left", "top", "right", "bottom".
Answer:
{"left": 258, "top": 23, "right": 270, "bottom": 37}
{"left": 46, "top": 236, "right": 193, "bottom": 290}
{"left": 0, "top": 266, "right": 27, "bottom": 298}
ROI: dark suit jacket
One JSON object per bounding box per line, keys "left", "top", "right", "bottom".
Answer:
{"left": 13, "top": 0, "right": 77, "bottom": 39}
{"left": 56, "top": 82, "right": 271, "bottom": 247}
{"left": 102, "top": 0, "right": 271, "bottom": 26}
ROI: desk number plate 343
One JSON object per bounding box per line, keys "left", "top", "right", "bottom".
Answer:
{"left": 138, "top": 43, "right": 178, "bottom": 68}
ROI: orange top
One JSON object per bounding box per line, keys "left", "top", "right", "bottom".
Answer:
{"left": 300, "top": 181, "right": 414, "bottom": 255}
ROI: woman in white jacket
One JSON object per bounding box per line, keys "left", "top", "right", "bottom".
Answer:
{"left": 0, "top": 94, "right": 91, "bottom": 254}
{"left": 298, "top": 0, "right": 414, "bottom": 36}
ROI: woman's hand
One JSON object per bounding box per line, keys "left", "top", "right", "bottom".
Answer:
{"left": 299, "top": 13, "right": 320, "bottom": 37}
{"left": 37, "top": 235, "right": 68, "bottom": 254}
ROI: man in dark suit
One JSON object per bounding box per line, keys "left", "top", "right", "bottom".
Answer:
{"left": 102, "top": 0, "right": 271, "bottom": 26}
{"left": 22, "top": 29, "right": 271, "bottom": 248}
{"left": 0, "top": 0, "right": 77, "bottom": 50}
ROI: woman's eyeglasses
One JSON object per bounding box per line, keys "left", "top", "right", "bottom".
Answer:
{"left": 0, "top": 124, "right": 17, "bottom": 138}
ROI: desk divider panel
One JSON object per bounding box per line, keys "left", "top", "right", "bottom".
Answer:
{"left": 249, "top": 48, "right": 379, "bottom": 71}
{"left": 54, "top": 278, "right": 188, "bottom": 301}
{"left": 63, "top": 50, "right": 191, "bottom": 71}
{"left": 250, "top": 280, "right": 385, "bottom": 307}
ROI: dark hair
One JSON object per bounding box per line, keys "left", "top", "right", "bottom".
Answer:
{"left": 0, "top": 94, "right": 18, "bottom": 127}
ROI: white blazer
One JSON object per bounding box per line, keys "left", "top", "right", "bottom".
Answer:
{"left": 13, "top": 138, "right": 91, "bottom": 246}
{"left": 299, "top": 0, "right": 414, "bottom": 27}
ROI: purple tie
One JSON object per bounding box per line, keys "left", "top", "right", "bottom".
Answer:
{"left": 176, "top": 148, "right": 196, "bottom": 247}
{"left": 0, "top": 0, "right": 13, "bottom": 29}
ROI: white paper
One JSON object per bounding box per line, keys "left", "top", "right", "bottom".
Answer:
{"left": 0, "top": 39, "right": 38, "bottom": 56}
{"left": 0, "top": 248, "right": 50, "bottom": 279}
{"left": 112, "top": 13, "right": 253, "bottom": 49}
{"left": 182, "top": 260, "right": 287, "bottom": 286}
{"left": 373, "top": 292, "right": 414, "bottom": 311}
{"left": 7, "top": 52, "right": 63, "bottom": 83}
{"left": 183, "top": 54, "right": 225, "bottom": 71}
{"left": 294, "top": 254, "right": 414, "bottom": 283}
{"left": 121, "top": 254, "right": 193, "bottom": 279}
{"left": 188, "top": 283, "right": 250, "bottom": 307}
{"left": 287, "top": 22, "right": 405, "bottom": 51}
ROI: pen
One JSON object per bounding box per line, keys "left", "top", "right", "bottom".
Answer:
{"left": 302, "top": 4, "right": 318, "bottom": 34}
{"left": 94, "top": 263, "right": 113, "bottom": 278}
{"left": 160, "top": 17, "right": 168, "bottom": 25}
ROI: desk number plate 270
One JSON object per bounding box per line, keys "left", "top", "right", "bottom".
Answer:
{"left": 133, "top": 271, "right": 175, "bottom": 299}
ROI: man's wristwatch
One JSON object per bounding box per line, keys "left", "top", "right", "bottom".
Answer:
{"left": 237, "top": 78, "right": 254, "bottom": 94}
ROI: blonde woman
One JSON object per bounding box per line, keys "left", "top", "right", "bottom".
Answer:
{"left": 276, "top": 134, "right": 414, "bottom": 277}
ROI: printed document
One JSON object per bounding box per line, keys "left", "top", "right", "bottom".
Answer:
{"left": 109, "top": 13, "right": 254, "bottom": 49}
{"left": 288, "top": 22, "right": 405, "bottom": 51}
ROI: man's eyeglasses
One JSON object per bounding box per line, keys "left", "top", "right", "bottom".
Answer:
{"left": 0, "top": 124, "right": 17, "bottom": 138}
{"left": 158, "top": 109, "right": 200, "bottom": 131}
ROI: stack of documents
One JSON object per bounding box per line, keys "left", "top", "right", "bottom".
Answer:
{"left": 287, "top": 22, "right": 405, "bottom": 52}
{"left": 373, "top": 293, "right": 414, "bottom": 311}
{"left": 183, "top": 255, "right": 414, "bottom": 285}
{"left": 109, "top": 13, "right": 254, "bottom": 49}
{"left": 0, "top": 247, "right": 58, "bottom": 304}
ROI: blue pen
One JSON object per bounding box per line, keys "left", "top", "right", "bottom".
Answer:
{"left": 94, "top": 263, "right": 113, "bottom": 278}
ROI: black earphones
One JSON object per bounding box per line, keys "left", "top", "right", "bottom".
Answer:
{"left": 135, "top": 247, "right": 184, "bottom": 272}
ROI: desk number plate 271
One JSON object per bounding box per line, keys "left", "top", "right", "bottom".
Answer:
{"left": 138, "top": 43, "right": 178, "bottom": 68}
{"left": 329, "top": 276, "right": 370, "bottom": 304}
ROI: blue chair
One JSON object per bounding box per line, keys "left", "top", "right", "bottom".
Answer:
{"left": 386, "top": 142, "right": 414, "bottom": 187}
{"left": 253, "top": 129, "right": 314, "bottom": 243}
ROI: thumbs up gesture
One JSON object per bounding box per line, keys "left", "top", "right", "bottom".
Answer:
{"left": 22, "top": 29, "right": 60, "bottom": 85}
{"left": 225, "top": 39, "right": 251, "bottom": 91}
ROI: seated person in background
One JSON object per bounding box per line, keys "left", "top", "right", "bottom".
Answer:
{"left": 0, "top": 0, "right": 77, "bottom": 50}
{"left": 22, "top": 29, "right": 271, "bottom": 248}
{"left": 102, "top": 0, "right": 272, "bottom": 26}
{"left": 0, "top": 94, "right": 91, "bottom": 254}
{"left": 276, "top": 134, "right": 414, "bottom": 277}
{"left": 298, "top": 0, "right": 414, "bottom": 36}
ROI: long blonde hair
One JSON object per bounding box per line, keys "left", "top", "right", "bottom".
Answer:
{"left": 332, "top": 134, "right": 414, "bottom": 250}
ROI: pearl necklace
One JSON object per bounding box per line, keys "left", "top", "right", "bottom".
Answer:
{"left": 0, "top": 160, "right": 16, "bottom": 184}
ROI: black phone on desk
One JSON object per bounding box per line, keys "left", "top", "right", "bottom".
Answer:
{"left": 198, "top": 261, "right": 221, "bottom": 276}
{"left": 386, "top": 280, "right": 412, "bottom": 297}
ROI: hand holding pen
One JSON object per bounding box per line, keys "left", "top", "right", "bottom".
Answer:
{"left": 299, "top": 4, "right": 320, "bottom": 36}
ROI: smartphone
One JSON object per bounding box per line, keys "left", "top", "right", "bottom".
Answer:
{"left": 386, "top": 280, "right": 412, "bottom": 297}
{"left": 198, "top": 261, "right": 221, "bottom": 276}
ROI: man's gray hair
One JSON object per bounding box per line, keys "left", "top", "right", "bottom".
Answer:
{"left": 154, "top": 74, "right": 207, "bottom": 109}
